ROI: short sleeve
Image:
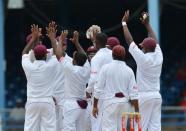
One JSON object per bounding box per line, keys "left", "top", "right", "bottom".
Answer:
{"left": 22, "top": 54, "right": 32, "bottom": 69}
{"left": 129, "top": 42, "right": 147, "bottom": 65}
{"left": 59, "top": 55, "right": 73, "bottom": 73}
{"left": 28, "top": 50, "right": 35, "bottom": 63}
{"left": 47, "top": 55, "right": 59, "bottom": 67}
{"left": 155, "top": 44, "right": 163, "bottom": 60}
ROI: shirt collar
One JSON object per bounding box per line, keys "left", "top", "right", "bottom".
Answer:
{"left": 34, "top": 60, "right": 46, "bottom": 63}
{"left": 98, "top": 47, "right": 109, "bottom": 52}
{"left": 113, "top": 60, "right": 126, "bottom": 64}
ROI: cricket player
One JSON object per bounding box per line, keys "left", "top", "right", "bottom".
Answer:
{"left": 93, "top": 45, "right": 139, "bottom": 131}
{"left": 22, "top": 24, "right": 57, "bottom": 131}
{"left": 54, "top": 30, "right": 90, "bottom": 131}
{"left": 106, "top": 36, "right": 121, "bottom": 49}
{"left": 122, "top": 10, "right": 163, "bottom": 131}
{"left": 85, "top": 45, "right": 97, "bottom": 131}
{"left": 87, "top": 46, "right": 97, "bottom": 62}
{"left": 46, "top": 21, "right": 72, "bottom": 131}
{"left": 86, "top": 33, "right": 113, "bottom": 131}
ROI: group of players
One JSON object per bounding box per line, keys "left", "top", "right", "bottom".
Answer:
{"left": 22, "top": 10, "right": 163, "bottom": 131}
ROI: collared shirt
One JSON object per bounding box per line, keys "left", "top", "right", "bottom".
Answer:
{"left": 94, "top": 60, "right": 138, "bottom": 100}
{"left": 22, "top": 54, "right": 58, "bottom": 98}
{"left": 86, "top": 48, "right": 113, "bottom": 93}
{"left": 59, "top": 55, "right": 90, "bottom": 100}
{"left": 129, "top": 42, "right": 163, "bottom": 99}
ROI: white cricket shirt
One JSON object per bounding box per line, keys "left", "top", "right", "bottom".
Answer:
{"left": 22, "top": 54, "right": 58, "bottom": 100}
{"left": 53, "top": 54, "right": 72, "bottom": 104}
{"left": 94, "top": 60, "right": 138, "bottom": 101}
{"left": 86, "top": 48, "right": 113, "bottom": 93}
{"left": 59, "top": 55, "right": 90, "bottom": 100}
{"left": 129, "top": 42, "right": 163, "bottom": 102}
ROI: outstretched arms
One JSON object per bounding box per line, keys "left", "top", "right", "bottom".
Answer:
{"left": 22, "top": 24, "right": 42, "bottom": 55}
{"left": 122, "top": 10, "right": 158, "bottom": 45}
{"left": 122, "top": 10, "right": 134, "bottom": 46}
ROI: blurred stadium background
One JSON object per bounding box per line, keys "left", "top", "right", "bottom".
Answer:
{"left": 0, "top": 0, "right": 185, "bottom": 130}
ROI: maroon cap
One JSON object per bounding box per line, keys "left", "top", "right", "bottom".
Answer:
{"left": 33, "top": 45, "right": 47, "bottom": 59}
{"left": 87, "top": 46, "right": 97, "bottom": 53}
{"left": 112, "top": 45, "right": 126, "bottom": 58}
{"left": 107, "top": 37, "right": 120, "bottom": 49}
{"left": 141, "top": 37, "right": 156, "bottom": 50}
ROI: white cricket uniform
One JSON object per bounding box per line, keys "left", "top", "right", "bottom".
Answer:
{"left": 86, "top": 47, "right": 113, "bottom": 131}
{"left": 94, "top": 60, "right": 138, "bottom": 131}
{"left": 129, "top": 42, "right": 163, "bottom": 131}
{"left": 53, "top": 54, "right": 72, "bottom": 131}
{"left": 22, "top": 54, "right": 58, "bottom": 131}
{"left": 29, "top": 48, "right": 71, "bottom": 131}
{"left": 59, "top": 55, "right": 90, "bottom": 131}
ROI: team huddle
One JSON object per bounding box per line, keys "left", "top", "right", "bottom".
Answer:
{"left": 22, "top": 10, "right": 163, "bottom": 131}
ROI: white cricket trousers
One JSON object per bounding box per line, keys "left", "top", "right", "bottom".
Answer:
{"left": 101, "top": 99, "right": 130, "bottom": 131}
{"left": 63, "top": 100, "right": 87, "bottom": 131}
{"left": 24, "top": 100, "right": 56, "bottom": 131}
{"left": 56, "top": 105, "right": 63, "bottom": 131}
{"left": 139, "top": 98, "right": 162, "bottom": 131}
{"left": 84, "top": 100, "right": 92, "bottom": 131}
{"left": 55, "top": 93, "right": 64, "bottom": 131}
{"left": 91, "top": 99, "right": 103, "bottom": 131}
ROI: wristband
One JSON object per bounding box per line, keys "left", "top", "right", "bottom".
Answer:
{"left": 122, "top": 21, "right": 127, "bottom": 26}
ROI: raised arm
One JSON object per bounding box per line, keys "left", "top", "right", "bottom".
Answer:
{"left": 46, "top": 21, "right": 58, "bottom": 55}
{"left": 140, "top": 12, "right": 157, "bottom": 42}
{"left": 22, "top": 24, "right": 42, "bottom": 55}
{"left": 56, "top": 30, "right": 68, "bottom": 59}
{"left": 122, "top": 10, "right": 134, "bottom": 46}
{"left": 70, "top": 31, "right": 86, "bottom": 55}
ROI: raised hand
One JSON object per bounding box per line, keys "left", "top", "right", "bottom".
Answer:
{"left": 60, "top": 30, "right": 68, "bottom": 43}
{"left": 121, "top": 10, "right": 134, "bottom": 45}
{"left": 22, "top": 24, "right": 42, "bottom": 55}
{"left": 140, "top": 12, "right": 149, "bottom": 25}
{"left": 70, "top": 31, "right": 79, "bottom": 44}
{"left": 122, "top": 10, "right": 130, "bottom": 23}
{"left": 31, "top": 24, "right": 42, "bottom": 41}
{"left": 46, "top": 21, "right": 57, "bottom": 40}
{"left": 140, "top": 12, "right": 157, "bottom": 41}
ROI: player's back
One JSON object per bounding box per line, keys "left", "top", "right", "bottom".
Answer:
{"left": 137, "top": 44, "right": 163, "bottom": 92}
{"left": 22, "top": 55, "right": 58, "bottom": 98}
{"left": 101, "top": 60, "right": 136, "bottom": 100}
{"left": 64, "top": 60, "right": 90, "bottom": 100}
